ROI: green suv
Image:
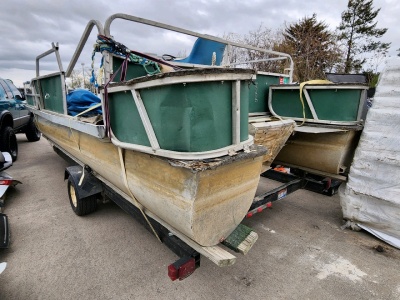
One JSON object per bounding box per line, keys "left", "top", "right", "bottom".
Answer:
{"left": 0, "top": 78, "right": 40, "bottom": 161}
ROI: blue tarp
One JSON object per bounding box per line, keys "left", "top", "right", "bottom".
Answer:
{"left": 67, "top": 89, "right": 102, "bottom": 116}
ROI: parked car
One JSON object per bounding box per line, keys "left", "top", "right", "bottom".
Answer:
{"left": 0, "top": 78, "right": 40, "bottom": 161}
{"left": 0, "top": 151, "right": 14, "bottom": 250}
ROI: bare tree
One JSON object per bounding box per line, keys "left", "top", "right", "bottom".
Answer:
{"left": 244, "top": 25, "right": 288, "bottom": 73}
{"left": 223, "top": 26, "right": 288, "bottom": 73}
{"left": 68, "top": 70, "right": 83, "bottom": 89}
{"left": 222, "top": 32, "right": 248, "bottom": 67}
{"left": 68, "top": 68, "right": 96, "bottom": 91}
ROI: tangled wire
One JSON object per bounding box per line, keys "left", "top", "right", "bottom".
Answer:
{"left": 90, "top": 35, "right": 162, "bottom": 87}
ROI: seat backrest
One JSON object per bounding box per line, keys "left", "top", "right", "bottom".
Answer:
{"left": 175, "top": 38, "right": 226, "bottom": 66}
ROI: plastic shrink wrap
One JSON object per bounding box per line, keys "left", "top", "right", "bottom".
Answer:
{"left": 340, "top": 58, "right": 400, "bottom": 249}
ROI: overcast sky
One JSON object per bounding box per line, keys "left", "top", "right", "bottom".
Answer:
{"left": 1, "top": 0, "right": 398, "bottom": 87}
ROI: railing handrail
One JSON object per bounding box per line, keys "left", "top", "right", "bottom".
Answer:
{"left": 104, "top": 13, "right": 294, "bottom": 82}
{"left": 36, "top": 14, "right": 294, "bottom": 82}
{"left": 65, "top": 20, "right": 104, "bottom": 77}
{"left": 35, "top": 42, "right": 63, "bottom": 77}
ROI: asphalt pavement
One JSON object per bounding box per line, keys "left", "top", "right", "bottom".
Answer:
{"left": 0, "top": 135, "right": 399, "bottom": 300}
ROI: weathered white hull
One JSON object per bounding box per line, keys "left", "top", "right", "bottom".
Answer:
{"left": 274, "top": 128, "right": 361, "bottom": 176}
{"left": 35, "top": 115, "right": 265, "bottom": 246}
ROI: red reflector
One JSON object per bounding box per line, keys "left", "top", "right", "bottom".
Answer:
{"left": 266, "top": 202, "right": 272, "bottom": 208}
{"left": 246, "top": 212, "right": 253, "bottom": 218}
{"left": 168, "top": 257, "right": 196, "bottom": 281}
{"left": 257, "top": 207, "right": 263, "bottom": 213}
{"left": 0, "top": 180, "right": 12, "bottom": 186}
{"left": 168, "top": 264, "right": 179, "bottom": 281}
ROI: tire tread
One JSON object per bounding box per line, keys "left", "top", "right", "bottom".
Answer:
{"left": 67, "top": 177, "right": 98, "bottom": 216}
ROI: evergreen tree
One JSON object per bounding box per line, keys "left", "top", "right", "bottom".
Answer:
{"left": 281, "top": 14, "right": 342, "bottom": 82}
{"left": 338, "top": 0, "right": 390, "bottom": 73}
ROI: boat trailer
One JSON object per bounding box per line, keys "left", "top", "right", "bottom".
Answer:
{"left": 59, "top": 143, "right": 342, "bottom": 281}
{"left": 247, "top": 167, "right": 343, "bottom": 218}
{"left": 53, "top": 144, "right": 257, "bottom": 281}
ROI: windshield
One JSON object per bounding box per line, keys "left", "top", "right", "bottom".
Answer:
{"left": 0, "top": 79, "right": 23, "bottom": 99}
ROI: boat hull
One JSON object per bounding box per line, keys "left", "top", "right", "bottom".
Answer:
{"left": 268, "top": 83, "right": 367, "bottom": 176}
{"left": 35, "top": 116, "right": 265, "bottom": 246}
{"left": 274, "top": 129, "right": 361, "bottom": 176}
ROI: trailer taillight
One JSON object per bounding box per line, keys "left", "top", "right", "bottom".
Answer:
{"left": 0, "top": 180, "right": 12, "bottom": 186}
{"left": 168, "top": 257, "right": 196, "bottom": 281}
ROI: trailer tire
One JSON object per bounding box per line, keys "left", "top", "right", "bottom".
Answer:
{"left": 67, "top": 176, "right": 97, "bottom": 216}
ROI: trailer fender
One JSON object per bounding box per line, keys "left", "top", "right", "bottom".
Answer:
{"left": 64, "top": 166, "right": 103, "bottom": 200}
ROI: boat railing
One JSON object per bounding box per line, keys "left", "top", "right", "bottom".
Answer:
{"left": 104, "top": 69, "right": 255, "bottom": 159}
{"left": 103, "top": 13, "right": 293, "bottom": 82}
{"left": 36, "top": 42, "right": 64, "bottom": 77}
{"left": 27, "top": 16, "right": 263, "bottom": 159}
{"left": 268, "top": 84, "right": 368, "bottom": 126}
{"left": 30, "top": 14, "right": 293, "bottom": 114}
{"left": 65, "top": 20, "right": 104, "bottom": 78}
{"left": 29, "top": 42, "right": 68, "bottom": 114}
{"left": 27, "top": 41, "right": 106, "bottom": 139}
{"left": 29, "top": 20, "right": 104, "bottom": 114}
{"left": 101, "top": 14, "right": 291, "bottom": 159}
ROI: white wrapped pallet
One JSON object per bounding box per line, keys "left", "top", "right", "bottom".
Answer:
{"left": 339, "top": 57, "right": 400, "bottom": 249}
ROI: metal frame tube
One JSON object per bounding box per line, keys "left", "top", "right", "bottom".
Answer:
{"left": 104, "top": 13, "right": 294, "bottom": 82}
{"left": 65, "top": 20, "right": 104, "bottom": 77}
{"left": 36, "top": 43, "right": 63, "bottom": 77}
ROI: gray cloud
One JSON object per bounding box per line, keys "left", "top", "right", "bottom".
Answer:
{"left": 0, "top": 0, "right": 397, "bottom": 86}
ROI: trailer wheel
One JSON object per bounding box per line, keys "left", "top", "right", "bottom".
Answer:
{"left": 67, "top": 176, "right": 97, "bottom": 216}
